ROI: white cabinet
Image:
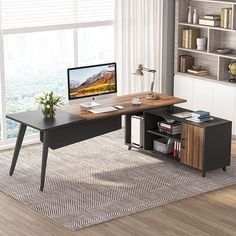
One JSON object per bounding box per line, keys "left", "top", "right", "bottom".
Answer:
{"left": 192, "top": 79, "right": 213, "bottom": 113}
{"left": 174, "top": 74, "right": 236, "bottom": 135}
{"left": 174, "top": 75, "right": 193, "bottom": 109}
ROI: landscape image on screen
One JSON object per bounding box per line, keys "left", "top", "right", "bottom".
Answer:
{"left": 69, "top": 64, "right": 116, "bottom": 99}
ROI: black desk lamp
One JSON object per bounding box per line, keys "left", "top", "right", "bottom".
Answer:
{"left": 133, "top": 64, "right": 159, "bottom": 100}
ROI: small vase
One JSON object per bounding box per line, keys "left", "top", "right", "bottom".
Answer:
{"left": 187, "top": 6, "right": 193, "bottom": 23}
{"left": 193, "top": 9, "right": 198, "bottom": 24}
{"left": 196, "top": 37, "right": 207, "bottom": 51}
{"left": 42, "top": 106, "right": 56, "bottom": 119}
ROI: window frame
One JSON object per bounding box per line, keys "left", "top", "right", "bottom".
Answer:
{"left": 0, "top": 19, "right": 114, "bottom": 149}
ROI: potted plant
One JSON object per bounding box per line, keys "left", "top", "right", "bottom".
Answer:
{"left": 36, "top": 91, "right": 62, "bottom": 118}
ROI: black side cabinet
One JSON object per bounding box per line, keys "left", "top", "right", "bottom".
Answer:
{"left": 125, "top": 107, "right": 232, "bottom": 176}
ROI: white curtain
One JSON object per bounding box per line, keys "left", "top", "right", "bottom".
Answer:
{"left": 115, "top": 0, "right": 163, "bottom": 95}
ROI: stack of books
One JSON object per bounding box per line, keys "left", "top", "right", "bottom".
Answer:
{"left": 199, "top": 15, "right": 221, "bottom": 27}
{"left": 182, "top": 28, "right": 200, "bottom": 49}
{"left": 179, "top": 55, "right": 194, "bottom": 73}
{"left": 187, "top": 68, "right": 209, "bottom": 76}
{"left": 157, "top": 121, "right": 181, "bottom": 135}
{"left": 186, "top": 110, "right": 213, "bottom": 123}
{"left": 220, "top": 8, "right": 232, "bottom": 29}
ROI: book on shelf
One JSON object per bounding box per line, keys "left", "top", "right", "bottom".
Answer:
{"left": 179, "top": 55, "right": 194, "bottom": 73}
{"left": 182, "top": 30, "right": 189, "bottom": 48}
{"left": 199, "top": 18, "right": 220, "bottom": 27}
{"left": 187, "top": 69, "right": 209, "bottom": 76}
{"left": 204, "top": 15, "right": 221, "bottom": 20}
{"left": 182, "top": 29, "right": 200, "bottom": 49}
{"left": 228, "top": 8, "right": 232, "bottom": 29}
{"left": 220, "top": 8, "right": 232, "bottom": 29}
{"left": 157, "top": 121, "right": 181, "bottom": 129}
{"left": 189, "top": 29, "right": 200, "bottom": 48}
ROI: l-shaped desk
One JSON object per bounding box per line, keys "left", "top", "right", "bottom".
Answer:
{"left": 7, "top": 92, "right": 186, "bottom": 191}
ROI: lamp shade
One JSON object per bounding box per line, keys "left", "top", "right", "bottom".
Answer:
{"left": 133, "top": 64, "right": 144, "bottom": 76}
{"left": 133, "top": 69, "right": 143, "bottom": 76}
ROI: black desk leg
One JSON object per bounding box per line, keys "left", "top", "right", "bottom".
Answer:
{"left": 9, "top": 124, "right": 27, "bottom": 176}
{"left": 40, "top": 131, "right": 49, "bottom": 191}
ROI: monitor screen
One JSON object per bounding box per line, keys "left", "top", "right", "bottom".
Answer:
{"left": 67, "top": 62, "right": 117, "bottom": 100}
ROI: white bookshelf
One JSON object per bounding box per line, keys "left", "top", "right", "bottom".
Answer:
{"left": 175, "top": 0, "right": 236, "bottom": 82}
{"left": 174, "top": 0, "right": 236, "bottom": 136}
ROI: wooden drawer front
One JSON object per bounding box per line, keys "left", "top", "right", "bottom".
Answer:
{"left": 180, "top": 124, "right": 204, "bottom": 170}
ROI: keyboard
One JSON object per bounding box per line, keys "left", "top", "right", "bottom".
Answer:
{"left": 88, "top": 106, "right": 118, "bottom": 114}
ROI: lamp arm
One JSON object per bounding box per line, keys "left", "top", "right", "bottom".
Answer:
{"left": 150, "top": 72, "right": 155, "bottom": 94}
{"left": 142, "top": 67, "right": 156, "bottom": 73}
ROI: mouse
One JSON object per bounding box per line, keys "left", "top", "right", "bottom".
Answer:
{"left": 114, "top": 105, "right": 124, "bottom": 109}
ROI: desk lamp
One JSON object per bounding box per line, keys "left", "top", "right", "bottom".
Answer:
{"left": 133, "top": 64, "right": 159, "bottom": 100}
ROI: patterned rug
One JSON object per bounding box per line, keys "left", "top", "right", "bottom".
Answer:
{"left": 0, "top": 130, "right": 236, "bottom": 231}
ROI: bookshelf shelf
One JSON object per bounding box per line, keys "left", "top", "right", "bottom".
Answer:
{"left": 176, "top": 72, "right": 217, "bottom": 81}
{"left": 178, "top": 47, "right": 236, "bottom": 60}
{"left": 178, "top": 22, "right": 236, "bottom": 32}
{"left": 147, "top": 128, "right": 181, "bottom": 142}
{"left": 178, "top": 47, "right": 208, "bottom": 55}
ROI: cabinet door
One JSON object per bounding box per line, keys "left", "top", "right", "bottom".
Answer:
{"left": 212, "top": 84, "right": 236, "bottom": 135}
{"left": 174, "top": 74, "right": 193, "bottom": 109}
{"left": 192, "top": 79, "right": 213, "bottom": 113}
{"left": 181, "top": 124, "right": 204, "bottom": 170}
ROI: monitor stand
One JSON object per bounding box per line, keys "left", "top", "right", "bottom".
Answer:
{"left": 80, "top": 101, "right": 101, "bottom": 108}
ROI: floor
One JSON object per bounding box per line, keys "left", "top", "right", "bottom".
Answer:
{"left": 0, "top": 141, "right": 235, "bottom": 236}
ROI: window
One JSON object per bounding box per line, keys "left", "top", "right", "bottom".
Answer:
{"left": 0, "top": 0, "right": 114, "bottom": 145}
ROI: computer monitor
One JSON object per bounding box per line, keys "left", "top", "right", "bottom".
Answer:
{"left": 67, "top": 62, "right": 117, "bottom": 103}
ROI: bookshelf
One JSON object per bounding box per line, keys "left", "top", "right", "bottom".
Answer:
{"left": 175, "top": 0, "right": 236, "bottom": 82}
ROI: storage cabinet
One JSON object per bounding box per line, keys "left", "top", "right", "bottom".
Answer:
{"left": 125, "top": 106, "right": 232, "bottom": 176}
{"left": 174, "top": 74, "right": 236, "bottom": 135}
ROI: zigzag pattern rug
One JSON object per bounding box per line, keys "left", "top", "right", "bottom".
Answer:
{"left": 0, "top": 130, "right": 236, "bottom": 230}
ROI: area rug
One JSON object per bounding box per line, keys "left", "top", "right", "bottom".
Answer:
{"left": 0, "top": 130, "right": 236, "bottom": 231}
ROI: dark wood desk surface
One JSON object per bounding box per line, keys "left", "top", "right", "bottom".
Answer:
{"left": 6, "top": 109, "right": 86, "bottom": 131}
{"left": 60, "top": 92, "right": 186, "bottom": 120}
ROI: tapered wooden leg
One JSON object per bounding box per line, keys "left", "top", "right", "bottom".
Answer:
{"left": 9, "top": 124, "right": 27, "bottom": 176}
{"left": 128, "top": 146, "right": 132, "bottom": 151}
{"left": 40, "top": 131, "right": 49, "bottom": 191}
{"left": 202, "top": 171, "right": 206, "bottom": 177}
{"left": 222, "top": 167, "right": 226, "bottom": 172}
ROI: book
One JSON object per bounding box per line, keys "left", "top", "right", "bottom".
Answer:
{"left": 228, "top": 8, "right": 232, "bottom": 29}
{"left": 182, "top": 29, "right": 190, "bottom": 48}
{"left": 158, "top": 121, "right": 181, "bottom": 129}
{"left": 186, "top": 117, "right": 213, "bottom": 123}
{"left": 204, "top": 15, "right": 221, "bottom": 20}
{"left": 223, "top": 8, "right": 229, "bottom": 28}
{"left": 220, "top": 8, "right": 225, "bottom": 28}
{"left": 191, "top": 115, "right": 210, "bottom": 119}
{"left": 187, "top": 69, "right": 209, "bottom": 76}
{"left": 188, "top": 29, "right": 200, "bottom": 49}
{"left": 182, "top": 57, "right": 194, "bottom": 73}
{"left": 179, "top": 55, "right": 192, "bottom": 72}
{"left": 199, "top": 18, "right": 220, "bottom": 27}
{"left": 191, "top": 110, "right": 210, "bottom": 118}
